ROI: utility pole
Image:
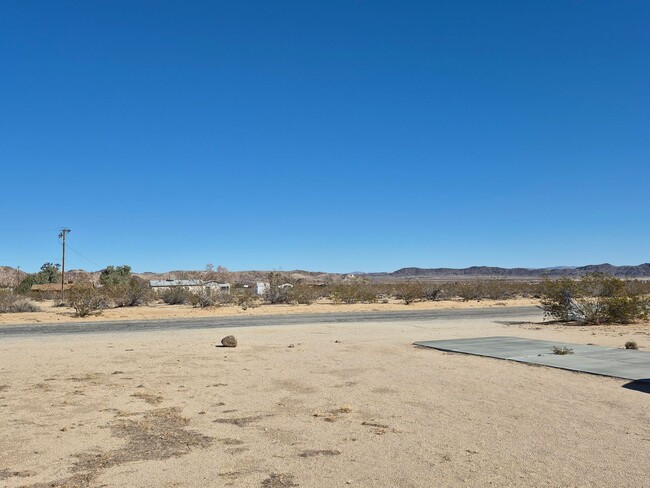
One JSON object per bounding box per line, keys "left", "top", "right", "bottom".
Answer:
{"left": 59, "top": 228, "right": 71, "bottom": 299}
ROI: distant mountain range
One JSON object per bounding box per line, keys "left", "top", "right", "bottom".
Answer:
{"left": 2, "top": 263, "right": 649, "bottom": 287}
{"left": 367, "top": 263, "right": 650, "bottom": 280}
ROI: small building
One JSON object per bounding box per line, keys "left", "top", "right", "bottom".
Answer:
{"left": 148, "top": 279, "right": 231, "bottom": 294}
{"left": 205, "top": 281, "right": 231, "bottom": 294}
{"left": 149, "top": 279, "right": 204, "bottom": 292}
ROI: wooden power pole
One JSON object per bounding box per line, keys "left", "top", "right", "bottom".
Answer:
{"left": 59, "top": 228, "right": 71, "bottom": 299}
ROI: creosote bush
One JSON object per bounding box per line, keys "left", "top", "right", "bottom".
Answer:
{"left": 160, "top": 287, "right": 192, "bottom": 305}
{"left": 330, "top": 281, "right": 377, "bottom": 304}
{"left": 189, "top": 289, "right": 231, "bottom": 308}
{"left": 0, "top": 290, "right": 40, "bottom": 313}
{"left": 540, "top": 274, "right": 649, "bottom": 324}
{"left": 286, "top": 283, "right": 322, "bottom": 305}
{"left": 392, "top": 281, "right": 440, "bottom": 305}
{"left": 104, "top": 277, "right": 152, "bottom": 307}
{"left": 66, "top": 284, "right": 106, "bottom": 317}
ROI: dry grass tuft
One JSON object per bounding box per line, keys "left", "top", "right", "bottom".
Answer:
{"left": 299, "top": 449, "right": 341, "bottom": 458}
{"left": 213, "top": 415, "right": 270, "bottom": 427}
{"left": 261, "top": 473, "right": 299, "bottom": 487}
{"left": 130, "top": 392, "right": 164, "bottom": 405}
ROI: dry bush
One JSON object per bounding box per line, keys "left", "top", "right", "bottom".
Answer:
{"left": 263, "top": 272, "right": 292, "bottom": 304}
{"left": 0, "top": 290, "right": 40, "bottom": 313}
{"left": 160, "top": 287, "right": 192, "bottom": 305}
{"left": 232, "top": 289, "right": 259, "bottom": 309}
{"left": 104, "top": 277, "right": 152, "bottom": 307}
{"left": 438, "top": 280, "right": 540, "bottom": 301}
{"left": 392, "top": 281, "right": 440, "bottom": 304}
{"left": 552, "top": 346, "right": 574, "bottom": 355}
{"left": 286, "top": 283, "right": 322, "bottom": 305}
{"left": 329, "top": 281, "right": 377, "bottom": 304}
{"left": 625, "top": 341, "right": 639, "bottom": 350}
{"left": 66, "top": 284, "right": 107, "bottom": 317}
{"left": 189, "top": 289, "right": 231, "bottom": 308}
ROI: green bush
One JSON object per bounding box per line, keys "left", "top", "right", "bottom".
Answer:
{"left": 99, "top": 265, "right": 132, "bottom": 286}
{"left": 540, "top": 274, "right": 649, "bottom": 324}
{"left": 104, "top": 277, "right": 152, "bottom": 307}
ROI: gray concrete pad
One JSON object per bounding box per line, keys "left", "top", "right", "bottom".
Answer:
{"left": 414, "top": 336, "right": 650, "bottom": 383}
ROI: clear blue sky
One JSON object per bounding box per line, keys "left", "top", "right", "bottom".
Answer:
{"left": 1, "top": 1, "right": 648, "bottom": 273}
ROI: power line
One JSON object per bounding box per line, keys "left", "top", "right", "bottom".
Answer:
{"left": 65, "top": 243, "right": 101, "bottom": 267}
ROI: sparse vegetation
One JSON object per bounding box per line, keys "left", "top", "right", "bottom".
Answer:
{"left": 0, "top": 290, "right": 40, "bottom": 313}
{"left": 66, "top": 284, "right": 106, "bottom": 317}
{"left": 392, "top": 281, "right": 440, "bottom": 305}
{"left": 330, "top": 280, "right": 378, "bottom": 304}
{"left": 552, "top": 346, "right": 574, "bottom": 355}
{"left": 540, "top": 274, "right": 649, "bottom": 324}
{"left": 104, "top": 277, "right": 152, "bottom": 307}
{"left": 624, "top": 341, "right": 639, "bottom": 350}
{"left": 263, "top": 272, "right": 292, "bottom": 304}
{"left": 189, "top": 289, "right": 230, "bottom": 308}
{"left": 287, "top": 283, "right": 322, "bottom": 305}
{"left": 160, "top": 287, "right": 192, "bottom": 305}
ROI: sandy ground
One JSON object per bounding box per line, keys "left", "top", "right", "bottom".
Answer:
{"left": 1, "top": 310, "right": 649, "bottom": 487}
{"left": 0, "top": 298, "right": 541, "bottom": 325}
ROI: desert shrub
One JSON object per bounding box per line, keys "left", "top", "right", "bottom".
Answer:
{"left": 67, "top": 284, "right": 106, "bottom": 317}
{"left": 0, "top": 291, "right": 40, "bottom": 313}
{"left": 539, "top": 277, "right": 583, "bottom": 321}
{"left": 105, "top": 277, "right": 152, "bottom": 307}
{"left": 392, "top": 281, "right": 440, "bottom": 305}
{"left": 263, "top": 272, "right": 293, "bottom": 304}
{"left": 189, "top": 289, "right": 230, "bottom": 308}
{"left": 330, "top": 281, "right": 377, "bottom": 304}
{"left": 624, "top": 341, "right": 639, "bottom": 350}
{"left": 540, "top": 274, "right": 649, "bottom": 324}
{"left": 286, "top": 284, "right": 321, "bottom": 305}
{"left": 233, "top": 290, "right": 259, "bottom": 309}
{"left": 160, "top": 287, "right": 192, "bottom": 305}
{"left": 552, "top": 346, "right": 574, "bottom": 355}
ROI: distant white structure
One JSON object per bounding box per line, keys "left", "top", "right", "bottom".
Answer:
{"left": 256, "top": 282, "right": 270, "bottom": 295}
{"left": 149, "top": 279, "right": 230, "bottom": 294}
{"left": 205, "top": 281, "right": 231, "bottom": 293}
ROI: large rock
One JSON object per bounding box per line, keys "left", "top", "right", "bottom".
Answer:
{"left": 221, "top": 335, "right": 238, "bottom": 348}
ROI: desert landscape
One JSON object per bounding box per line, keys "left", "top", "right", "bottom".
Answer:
{"left": 3, "top": 2, "right": 649, "bottom": 486}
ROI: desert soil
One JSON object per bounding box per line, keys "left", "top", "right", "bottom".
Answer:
{"left": 1, "top": 310, "right": 648, "bottom": 487}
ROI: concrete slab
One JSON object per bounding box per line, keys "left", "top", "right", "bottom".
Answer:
{"left": 414, "top": 336, "right": 650, "bottom": 383}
